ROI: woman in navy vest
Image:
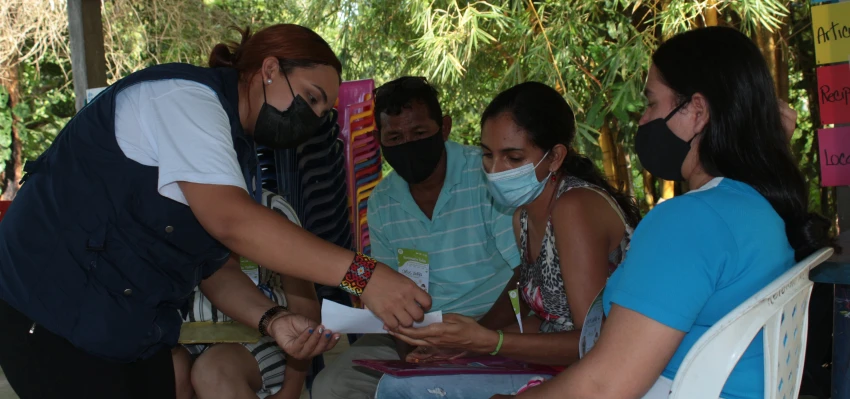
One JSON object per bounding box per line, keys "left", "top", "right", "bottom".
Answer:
{"left": 0, "top": 24, "right": 431, "bottom": 399}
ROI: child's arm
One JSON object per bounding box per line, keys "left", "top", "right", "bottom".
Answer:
{"left": 274, "top": 275, "right": 322, "bottom": 399}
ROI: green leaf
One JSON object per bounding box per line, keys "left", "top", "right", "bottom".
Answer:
{"left": 12, "top": 103, "right": 31, "bottom": 121}
{"left": 585, "top": 100, "right": 603, "bottom": 129}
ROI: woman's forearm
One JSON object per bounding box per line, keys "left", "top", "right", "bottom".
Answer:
{"left": 181, "top": 183, "right": 352, "bottom": 286}
{"left": 481, "top": 330, "right": 581, "bottom": 366}
{"left": 216, "top": 200, "right": 353, "bottom": 286}
{"left": 276, "top": 274, "right": 322, "bottom": 398}
{"left": 200, "top": 256, "right": 282, "bottom": 329}
{"left": 281, "top": 276, "right": 321, "bottom": 321}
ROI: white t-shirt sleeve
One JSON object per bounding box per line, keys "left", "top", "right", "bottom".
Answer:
{"left": 114, "top": 80, "right": 248, "bottom": 205}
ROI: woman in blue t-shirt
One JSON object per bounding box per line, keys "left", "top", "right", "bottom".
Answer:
{"left": 493, "top": 26, "right": 835, "bottom": 399}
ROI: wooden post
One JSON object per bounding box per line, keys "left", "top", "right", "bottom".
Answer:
{"left": 67, "top": 0, "right": 107, "bottom": 111}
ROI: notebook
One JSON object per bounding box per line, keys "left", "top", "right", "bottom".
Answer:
{"left": 353, "top": 356, "right": 564, "bottom": 377}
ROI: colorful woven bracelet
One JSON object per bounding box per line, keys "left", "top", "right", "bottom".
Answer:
{"left": 339, "top": 252, "right": 377, "bottom": 297}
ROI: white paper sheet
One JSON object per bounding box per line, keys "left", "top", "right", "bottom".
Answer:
{"left": 321, "top": 300, "right": 443, "bottom": 334}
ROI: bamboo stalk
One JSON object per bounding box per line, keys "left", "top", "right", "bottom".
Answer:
{"left": 598, "top": 119, "right": 618, "bottom": 183}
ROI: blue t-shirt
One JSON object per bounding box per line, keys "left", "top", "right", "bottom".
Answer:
{"left": 603, "top": 177, "right": 795, "bottom": 399}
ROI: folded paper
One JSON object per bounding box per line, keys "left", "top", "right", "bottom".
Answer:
{"left": 321, "top": 300, "right": 443, "bottom": 334}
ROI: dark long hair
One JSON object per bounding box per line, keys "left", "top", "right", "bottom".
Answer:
{"left": 653, "top": 26, "right": 833, "bottom": 261}
{"left": 481, "top": 82, "right": 642, "bottom": 228}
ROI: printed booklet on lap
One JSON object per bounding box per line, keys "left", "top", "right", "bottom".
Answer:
{"left": 353, "top": 356, "right": 564, "bottom": 377}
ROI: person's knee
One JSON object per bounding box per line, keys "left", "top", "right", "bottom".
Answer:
{"left": 312, "top": 360, "right": 361, "bottom": 397}
{"left": 172, "top": 347, "right": 194, "bottom": 399}
{"left": 376, "top": 376, "right": 447, "bottom": 399}
{"left": 375, "top": 375, "right": 406, "bottom": 398}
{"left": 190, "top": 354, "right": 226, "bottom": 393}
{"left": 191, "top": 344, "right": 259, "bottom": 395}
{"left": 311, "top": 366, "right": 337, "bottom": 395}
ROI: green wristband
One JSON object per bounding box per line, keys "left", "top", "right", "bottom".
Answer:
{"left": 490, "top": 330, "right": 504, "bottom": 356}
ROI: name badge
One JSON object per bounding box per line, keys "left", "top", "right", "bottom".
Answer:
{"left": 508, "top": 288, "right": 524, "bottom": 333}
{"left": 397, "top": 248, "right": 430, "bottom": 293}
{"left": 578, "top": 287, "right": 605, "bottom": 359}
{"left": 240, "top": 258, "right": 260, "bottom": 286}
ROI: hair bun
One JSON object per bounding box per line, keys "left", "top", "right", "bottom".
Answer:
{"left": 208, "top": 26, "right": 253, "bottom": 68}
{"left": 208, "top": 43, "right": 235, "bottom": 68}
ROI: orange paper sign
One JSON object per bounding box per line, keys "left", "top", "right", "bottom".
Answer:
{"left": 819, "top": 127, "right": 850, "bottom": 187}
{"left": 817, "top": 63, "right": 850, "bottom": 125}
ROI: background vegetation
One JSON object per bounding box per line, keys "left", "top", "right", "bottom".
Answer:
{"left": 0, "top": 0, "right": 837, "bottom": 227}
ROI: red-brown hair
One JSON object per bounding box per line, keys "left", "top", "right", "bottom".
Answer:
{"left": 209, "top": 24, "right": 342, "bottom": 80}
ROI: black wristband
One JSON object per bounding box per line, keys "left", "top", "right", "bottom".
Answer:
{"left": 258, "top": 305, "right": 288, "bottom": 337}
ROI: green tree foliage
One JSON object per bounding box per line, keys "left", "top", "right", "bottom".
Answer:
{"left": 0, "top": 0, "right": 836, "bottom": 227}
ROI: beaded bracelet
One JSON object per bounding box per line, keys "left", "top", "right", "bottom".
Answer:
{"left": 258, "top": 305, "right": 288, "bottom": 337}
{"left": 339, "top": 252, "right": 377, "bottom": 297}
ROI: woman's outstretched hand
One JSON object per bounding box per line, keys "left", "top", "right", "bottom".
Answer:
{"left": 390, "top": 313, "right": 499, "bottom": 354}
{"left": 268, "top": 313, "right": 339, "bottom": 360}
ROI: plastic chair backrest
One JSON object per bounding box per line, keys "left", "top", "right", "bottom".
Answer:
{"left": 668, "top": 247, "right": 834, "bottom": 399}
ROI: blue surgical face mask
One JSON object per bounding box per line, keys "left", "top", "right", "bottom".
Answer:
{"left": 485, "top": 152, "right": 551, "bottom": 208}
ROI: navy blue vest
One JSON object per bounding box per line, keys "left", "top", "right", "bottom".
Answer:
{"left": 0, "top": 63, "right": 259, "bottom": 362}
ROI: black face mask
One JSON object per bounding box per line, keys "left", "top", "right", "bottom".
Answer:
{"left": 381, "top": 129, "right": 445, "bottom": 185}
{"left": 635, "top": 101, "right": 697, "bottom": 181}
{"left": 253, "top": 70, "right": 325, "bottom": 149}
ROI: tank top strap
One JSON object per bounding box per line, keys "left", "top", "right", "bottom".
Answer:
{"left": 556, "top": 176, "right": 630, "bottom": 231}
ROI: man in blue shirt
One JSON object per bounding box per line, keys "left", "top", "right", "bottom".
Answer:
{"left": 313, "top": 77, "right": 520, "bottom": 399}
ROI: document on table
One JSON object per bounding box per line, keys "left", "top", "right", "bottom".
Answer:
{"left": 321, "top": 300, "right": 443, "bottom": 334}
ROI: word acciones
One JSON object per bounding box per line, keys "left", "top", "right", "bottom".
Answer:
{"left": 820, "top": 85, "right": 850, "bottom": 106}
{"left": 817, "top": 21, "right": 850, "bottom": 44}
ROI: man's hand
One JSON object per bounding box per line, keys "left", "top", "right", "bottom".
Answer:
{"left": 360, "top": 263, "right": 432, "bottom": 330}
{"left": 268, "top": 313, "right": 340, "bottom": 360}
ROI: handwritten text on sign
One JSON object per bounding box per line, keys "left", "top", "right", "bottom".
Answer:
{"left": 819, "top": 127, "right": 850, "bottom": 187}
{"left": 817, "top": 64, "right": 850, "bottom": 125}
{"left": 812, "top": 1, "right": 850, "bottom": 65}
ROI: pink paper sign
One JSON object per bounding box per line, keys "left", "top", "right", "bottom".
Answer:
{"left": 817, "top": 63, "right": 850, "bottom": 125}
{"left": 819, "top": 127, "right": 850, "bottom": 187}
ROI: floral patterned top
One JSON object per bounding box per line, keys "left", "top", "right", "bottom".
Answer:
{"left": 519, "top": 176, "right": 634, "bottom": 333}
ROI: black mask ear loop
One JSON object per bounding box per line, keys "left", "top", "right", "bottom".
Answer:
{"left": 663, "top": 100, "right": 690, "bottom": 122}
{"left": 664, "top": 99, "right": 701, "bottom": 145}
{"left": 261, "top": 70, "right": 269, "bottom": 104}
{"left": 280, "top": 66, "right": 297, "bottom": 100}
{"left": 262, "top": 64, "right": 297, "bottom": 107}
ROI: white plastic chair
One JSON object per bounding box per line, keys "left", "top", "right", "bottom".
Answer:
{"left": 668, "top": 247, "right": 835, "bottom": 399}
